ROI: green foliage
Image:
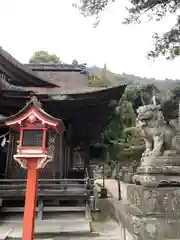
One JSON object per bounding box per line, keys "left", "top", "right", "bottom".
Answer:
{"left": 89, "top": 66, "right": 180, "bottom": 91}
{"left": 88, "top": 64, "right": 112, "bottom": 87}
{"left": 29, "top": 51, "right": 61, "bottom": 64}
{"left": 72, "top": 59, "right": 79, "bottom": 65}
{"left": 29, "top": 51, "right": 81, "bottom": 65}
{"left": 147, "top": 18, "right": 180, "bottom": 60}
{"left": 103, "top": 99, "right": 143, "bottom": 164}
{"left": 73, "top": 0, "right": 113, "bottom": 18}
{"left": 100, "top": 78, "right": 174, "bottom": 166}
{"left": 123, "top": 83, "right": 162, "bottom": 106}
{"left": 124, "top": 1, "right": 180, "bottom": 59}
{"left": 74, "top": 0, "right": 180, "bottom": 59}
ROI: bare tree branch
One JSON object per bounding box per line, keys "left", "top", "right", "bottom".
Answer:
{"left": 74, "top": 0, "right": 180, "bottom": 59}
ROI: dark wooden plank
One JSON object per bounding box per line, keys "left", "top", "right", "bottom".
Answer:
{"left": 0, "top": 178, "right": 91, "bottom": 182}
{"left": 0, "top": 184, "right": 86, "bottom": 189}
{"left": 1, "top": 206, "right": 86, "bottom": 213}
{"left": 0, "top": 190, "right": 89, "bottom": 198}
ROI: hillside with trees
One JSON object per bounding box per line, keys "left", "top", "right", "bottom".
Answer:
{"left": 88, "top": 65, "right": 180, "bottom": 90}
{"left": 29, "top": 51, "right": 180, "bottom": 90}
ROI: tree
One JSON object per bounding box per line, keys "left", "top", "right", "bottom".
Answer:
{"left": 29, "top": 51, "right": 61, "bottom": 64}
{"left": 103, "top": 98, "right": 144, "bottom": 165}
{"left": 74, "top": 0, "right": 180, "bottom": 59}
{"left": 72, "top": 59, "right": 79, "bottom": 65}
{"left": 88, "top": 64, "right": 112, "bottom": 87}
{"left": 122, "top": 83, "right": 161, "bottom": 114}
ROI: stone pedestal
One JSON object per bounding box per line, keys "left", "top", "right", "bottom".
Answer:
{"left": 125, "top": 184, "right": 180, "bottom": 239}
{"left": 133, "top": 155, "right": 180, "bottom": 187}
{"left": 126, "top": 155, "right": 180, "bottom": 239}
{"left": 122, "top": 104, "right": 180, "bottom": 239}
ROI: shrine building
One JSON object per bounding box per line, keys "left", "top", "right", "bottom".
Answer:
{"left": 0, "top": 46, "right": 126, "bottom": 218}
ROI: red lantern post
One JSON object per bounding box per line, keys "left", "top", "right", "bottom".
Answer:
{"left": 4, "top": 97, "right": 65, "bottom": 240}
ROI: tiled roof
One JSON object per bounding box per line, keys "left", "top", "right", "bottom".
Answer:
{"left": 0, "top": 46, "right": 58, "bottom": 87}
{"left": 25, "top": 64, "right": 88, "bottom": 90}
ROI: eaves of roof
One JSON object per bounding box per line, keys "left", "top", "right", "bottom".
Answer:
{"left": 0, "top": 46, "right": 58, "bottom": 87}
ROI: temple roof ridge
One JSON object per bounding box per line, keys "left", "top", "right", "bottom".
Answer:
{"left": 25, "top": 63, "right": 87, "bottom": 73}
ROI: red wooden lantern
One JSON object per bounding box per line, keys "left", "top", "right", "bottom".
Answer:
{"left": 4, "top": 96, "right": 65, "bottom": 240}
{"left": 6, "top": 96, "right": 65, "bottom": 169}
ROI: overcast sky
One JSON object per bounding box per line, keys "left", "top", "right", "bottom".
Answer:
{"left": 0, "top": 0, "right": 179, "bottom": 80}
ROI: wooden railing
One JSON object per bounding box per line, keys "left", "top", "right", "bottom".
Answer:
{"left": 0, "top": 178, "right": 95, "bottom": 199}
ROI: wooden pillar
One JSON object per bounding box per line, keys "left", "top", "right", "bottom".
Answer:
{"left": 5, "top": 130, "right": 13, "bottom": 178}
{"left": 22, "top": 159, "right": 38, "bottom": 240}
{"left": 70, "top": 146, "right": 74, "bottom": 168}
{"left": 67, "top": 145, "right": 71, "bottom": 172}
{"left": 64, "top": 144, "right": 71, "bottom": 178}
{"left": 64, "top": 144, "right": 66, "bottom": 178}
{"left": 54, "top": 133, "right": 64, "bottom": 179}
{"left": 63, "top": 142, "right": 68, "bottom": 178}
{"left": 84, "top": 141, "right": 91, "bottom": 178}
{"left": 59, "top": 133, "right": 64, "bottom": 179}
{"left": 54, "top": 134, "right": 60, "bottom": 179}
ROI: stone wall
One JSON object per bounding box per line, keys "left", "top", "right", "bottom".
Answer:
{"left": 97, "top": 186, "right": 180, "bottom": 240}
{"left": 96, "top": 198, "right": 136, "bottom": 240}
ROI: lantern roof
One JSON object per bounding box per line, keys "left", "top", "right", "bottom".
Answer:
{"left": 1, "top": 96, "right": 65, "bottom": 132}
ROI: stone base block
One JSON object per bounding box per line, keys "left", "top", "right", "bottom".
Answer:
{"left": 133, "top": 174, "right": 180, "bottom": 187}
{"left": 140, "top": 155, "right": 180, "bottom": 167}
{"left": 120, "top": 203, "right": 180, "bottom": 240}
{"left": 137, "top": 166, "right": 180, "bottom": 174}
{"left": 127, "top": 184, "right": 180, "bottom": 216}
{"left": 97, "top": 197, "right": 180, "bottom": 240}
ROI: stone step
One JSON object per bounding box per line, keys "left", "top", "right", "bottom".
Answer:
{"left": 34, "top": 236, "right": 120, "bottom": 240}
{"left": 0, "top": 218, "right": 121, "bottom": 240}
{"left": 0, "top": 219, "right": 91, "bottom": 239}
{"left": 35, "top": 233, "right": 121, "bottom": 239}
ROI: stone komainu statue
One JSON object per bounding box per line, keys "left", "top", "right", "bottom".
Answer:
{"left": 134, "top": 104, "right": 180, "bottom": 186}
{"left": 136, "top": 104, "right": 180, "bottom": 158}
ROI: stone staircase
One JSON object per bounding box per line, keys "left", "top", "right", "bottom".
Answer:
{"left": 33, "top": 220, "right": 122, "bottom": 240}
{"left": 47, "top": 235, "right": 121, "bottom": 239}
{"left": 0, "top": 221, "right": 121, "bottom": 240}
{"left": 0, "top": 213, "right": 121, "bottom": 239}
{"left": 0, "top": 213, "right": 89, "bottom": 239}
{"left": 0, "top": 202, "right": 91, "bottom": 239}
{"left": 0, "top": 183, "right": 122, "bottom": 240}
